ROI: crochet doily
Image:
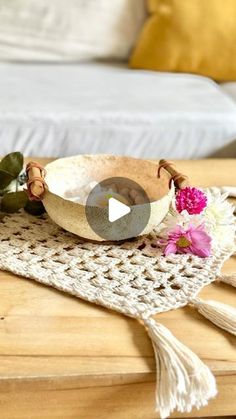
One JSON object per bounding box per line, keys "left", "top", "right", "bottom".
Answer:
{"left": 0, "top": 210, "right": 232, "bottom": 320}
{"left": 0, "top": 190, "right": 235, "bottom": 419}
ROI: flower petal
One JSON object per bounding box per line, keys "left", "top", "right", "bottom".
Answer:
{"left": 164, "top": 243, "right": 177, "bottom": 255}
{"left": 190, "top": 230, "right": 212, "bottom": 247}
{"left": 189, "top": 245, "right": 211, "bottom": 258}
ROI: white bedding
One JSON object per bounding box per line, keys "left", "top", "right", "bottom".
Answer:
{"left": 221, "top": 83, "right": 236, "bottom": 102}
{"left": 0, "top": 62, "right": 236, "bottom": 158}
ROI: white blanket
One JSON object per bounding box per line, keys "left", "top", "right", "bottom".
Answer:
{"left": 0, "top": 62, "right": 236, "bottom": 158}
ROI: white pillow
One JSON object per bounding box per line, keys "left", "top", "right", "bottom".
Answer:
{"left": 0, "top": 0, "right": 146, "bottom": 61}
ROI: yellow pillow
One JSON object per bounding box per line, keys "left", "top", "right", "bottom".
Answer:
{"left": 129, "top": 0, "right": 236, "bottom": 81}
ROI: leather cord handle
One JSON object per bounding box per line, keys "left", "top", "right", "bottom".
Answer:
{"left": 26, "top": 161, "right": 48, "bottom": 201}
{"left": 158, "top": 159, "right": 189, "bottom": 189}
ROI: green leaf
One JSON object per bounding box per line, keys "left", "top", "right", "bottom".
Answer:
{"left": 24, "top": 200, "right": 45, "bottom": 216}
{"left": 1, "top": 191, "right": 28, "bottom": 213}
{"left": 0, "top": 169, "right": 15, "bottom": 190}
{"left": 0, "top": 152, "right": 23, "bottom": 178}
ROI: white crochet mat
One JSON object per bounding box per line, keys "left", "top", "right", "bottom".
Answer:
{"left": 0, "top": 191, "right": 235, "bottom": 419}
{"left": 0, "top": 211, "right": 232, "bottom": 319}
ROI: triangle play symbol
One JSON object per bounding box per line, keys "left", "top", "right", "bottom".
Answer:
{"left": 108, "top": 197, "right": 131, "bottom": 223}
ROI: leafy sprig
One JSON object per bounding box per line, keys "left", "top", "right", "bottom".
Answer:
{"left": 0, "top": 152, "right": 45, "bottom": 215}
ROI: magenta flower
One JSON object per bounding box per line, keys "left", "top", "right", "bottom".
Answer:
{"left": 176, "top": 187, "right": 207, "bottom": 215}
{"left": 161, "top": 224, "right": 212, "bottom": 258}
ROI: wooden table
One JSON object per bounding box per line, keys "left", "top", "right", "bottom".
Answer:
{"left": 0, "top": 159, "right": 235, "bottom": 419}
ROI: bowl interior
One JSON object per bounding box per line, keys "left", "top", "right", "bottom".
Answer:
{"left": 45, "top": 155, "right": 171, "bottom": 203}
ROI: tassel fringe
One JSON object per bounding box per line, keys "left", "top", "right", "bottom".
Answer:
{"left": 219, "top": 273, "right": 236, "bottom": 288}
{"left": 143, "top": 317, "right": 217, "bottom": 419}
{"left": 192, "top": 298, "right": 236, "bottom": 335}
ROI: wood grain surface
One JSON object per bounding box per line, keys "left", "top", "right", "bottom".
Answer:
{"left": 0, "top": 158, "right": 235, "bottom": 419}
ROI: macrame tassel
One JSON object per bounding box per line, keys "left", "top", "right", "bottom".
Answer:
{"left": 192, "top": 297, "right": 236, "bottom": 335}
{"left": 143, "top": 317, "right": 217, "bottom": 419}
{"left": 219, "top": 273, "right": 236, "bottom": 288}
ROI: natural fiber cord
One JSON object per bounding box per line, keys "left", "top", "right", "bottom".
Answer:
{"left": 219, "top": 273, "right": 236, "bottom": 287}
{"left": 191, "top": 297, "right": 236, "bottom": 335}
{"left": 143, "top": 317, "right": 217, "bottom": 418}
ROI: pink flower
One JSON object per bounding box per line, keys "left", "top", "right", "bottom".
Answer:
{"left": 160, "top": 224, "right": 212, "bottom": 258}
{"left": 176, "top": 187, "right": 207, "bottom": 214}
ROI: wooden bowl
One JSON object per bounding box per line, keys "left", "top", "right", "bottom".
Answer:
{"left": 40, "top": 155, "right": 175, "bottom": 242}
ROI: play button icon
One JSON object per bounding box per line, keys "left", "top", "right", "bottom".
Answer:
{"left": 108, "top": 197, "right": 130, "bottom": 222}
{"left": 85, "top": 177, "right": 151, "bottom": 241}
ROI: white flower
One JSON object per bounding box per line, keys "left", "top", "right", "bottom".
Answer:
{"left": 204, "top": 189, "right": 235, "bottom": 250}
{"left": 159, "top": 207, "right": 204, "bottom": 238}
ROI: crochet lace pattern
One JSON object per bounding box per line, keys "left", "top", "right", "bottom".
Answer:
{"left": 0, "top": 199, "right": 235, "bottom": 419}
{"left": 0, "top": 211, "right": 231, "bottom": 318}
